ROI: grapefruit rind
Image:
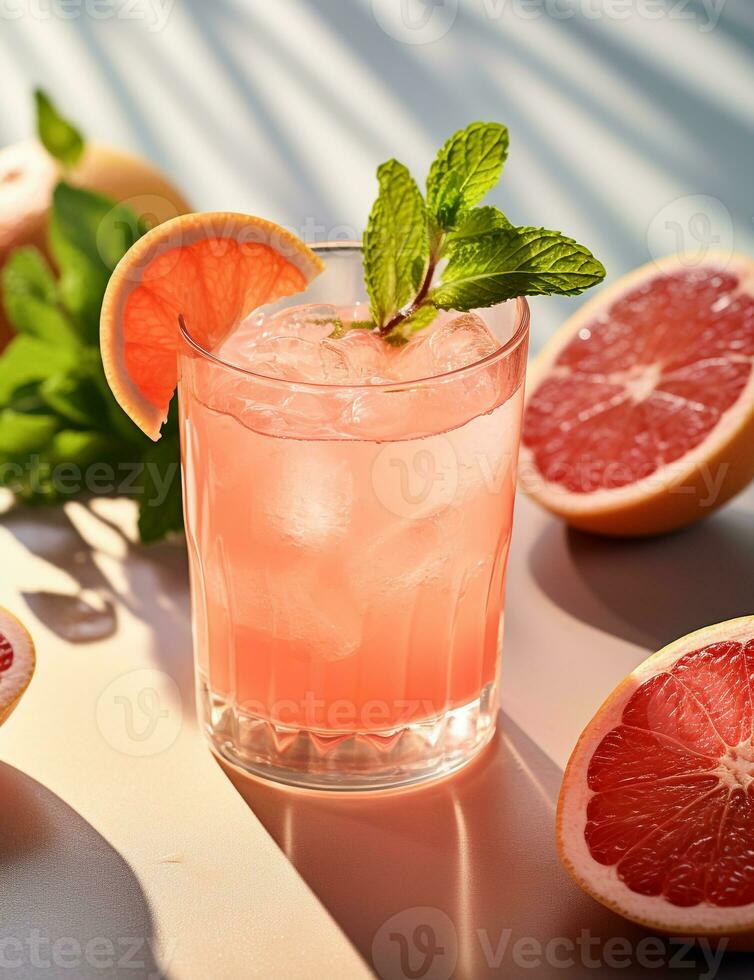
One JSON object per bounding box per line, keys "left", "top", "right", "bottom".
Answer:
{"left": 0, "top": 607, "right": 36, "bottom": 726}
{"left": 521, "top": 252, "right": 754, "bottom": 536}
{"left": 557, "top": 616, "right": 754, "bottom": 943}
{"left": 100, "top": 213, "right": 324, "bottom": 440}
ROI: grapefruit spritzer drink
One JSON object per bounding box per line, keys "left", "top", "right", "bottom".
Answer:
{"left": 179, "top": 245, "right": 529, "bottom": 787}
{"left": 99, "top": 122, "right": 604, "bottom": 788}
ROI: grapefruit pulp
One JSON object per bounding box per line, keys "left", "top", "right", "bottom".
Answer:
{"left": 558, "top": 617, "right": 754, "bottom": 943}
{"left": 100, "top": 213, "right": 324, "bottom": 440}
{"left": 522, "top": 253, "right": 754, "bottom": 535}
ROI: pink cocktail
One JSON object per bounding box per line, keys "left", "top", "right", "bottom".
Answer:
{"left": 178, "top": 244, "right": 529, "bottom": 789}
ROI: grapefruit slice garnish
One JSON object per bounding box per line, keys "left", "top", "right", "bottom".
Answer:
{"left": 558, "top": 617, "right": 754, "bottom": 942}
{"left": 100, "top": 212, "right": 324, "bottom": 440}
{"left": 0, "top": 607, "right": 35, "bottom": 726}
{"left": 521, "top": 252, "right": 754, "bottom": 535}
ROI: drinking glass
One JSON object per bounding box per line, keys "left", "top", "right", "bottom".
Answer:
{"left": 178, "top": 243, "right": 529, "bottom": 790}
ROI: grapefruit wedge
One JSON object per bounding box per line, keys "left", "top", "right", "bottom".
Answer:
{"left": 558, "top": 617, "right": 754, "bottom": 944}
{"left": 100, "top": 213, "right": 324, "bottom": 439}
{"left": 0, "top": 608, "right": 35, "bottom": 726}
{"left": 522, "top": 253, "right": 754, "bottom": 535}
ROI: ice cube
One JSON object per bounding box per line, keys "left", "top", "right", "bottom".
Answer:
{"left": 394, "top": 313, "right": 499, "bottom": 381}
{"left": 263, "top": 303, "right": 342, "bottom": 343}
{"left": 251, "top": 336, "right": 351, "bottom": 383}
{"left": 328, "top": 329, "right": 392, "bottom": 382}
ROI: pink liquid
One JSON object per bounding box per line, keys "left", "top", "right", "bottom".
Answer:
{"left": 179, "top": 307, "right": 526, "bottom": 736}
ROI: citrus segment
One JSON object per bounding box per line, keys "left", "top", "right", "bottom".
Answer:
{"left": 558, "top": 617, "right": 754, "bottom": 941}
{"left": 522, "top": 254, "right": 754, "bottom": 535}
{"left": 100, "top": 213, "right": 324, "bottom": 440}
{"left": 0, "top": 607, "right": 36, "bottom": 726}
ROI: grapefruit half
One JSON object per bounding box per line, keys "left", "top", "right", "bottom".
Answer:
{"left": 558, "top": 617, "right": 754, "bottom": 944}
{"left": 0, "top": 608, "right": 35, "bottom": 726}
{"left": 100, "top": 213, "right": 324, "bottom": 440}
{"left": 521, "top": 253, "right": 754, "bottom": 535}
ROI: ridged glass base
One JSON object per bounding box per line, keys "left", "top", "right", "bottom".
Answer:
{"left": 199, "top": 678, "right": 498, "bottom": 791}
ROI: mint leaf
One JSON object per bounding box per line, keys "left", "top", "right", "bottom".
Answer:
{"left": 49, "top": 429, "right": 118, "bottom": 466}
{"left": 0, "top": 410, "right": 59, "bottom": 457}
{"left": 431, "top": 226, "right": 606, "bottom": 310}
{"left": 52, "top": 183, "right": 145, "bottom": 273}
{"left": 35, "top": 89, "right": 84, "bottom": 168}
{"left": 426, "top": 123, "right": 509, "bottom": 230}
{"left": 363, "top": 160, "right": 428, "bottom": 328}
{"left": 445, "top": 206, "right": 511, "bottom": 248}
{"left": 2, "top": 247, "right": 81, "bottom": 346}
{"left": 51, "top": 183, "right": 145, "bottom": 344}
{"left": 0, "top": 335, "right": 78, "bottom": 406}
{"left": 138, "top": 433, "right": 184, "bottom": 543}
{"left": 39, "top": 371, "right": 109, "bottom": 428}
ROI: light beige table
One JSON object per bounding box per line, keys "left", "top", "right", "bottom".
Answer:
{"left": 1, "top": 488, "right": 753, "bottom": 979}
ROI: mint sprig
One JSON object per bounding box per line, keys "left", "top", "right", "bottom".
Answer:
{"left": 34, "top": 89, "right": 85, "bottom": 168}
{"left": 363, "top": 160, "right": 428, "bottom": 329}
{"left": 0, "top": 183, "right": 182, "bottom": 542}
{"left": 360, "top": 122, "right": 605, "bottom": 343}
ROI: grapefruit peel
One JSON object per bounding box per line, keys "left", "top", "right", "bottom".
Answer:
{"left": 0, "top": 608, "right": 36, "bottom": 727}
{"left": 521, "top": 252, "right": 754, "bottom": 536}
{"left": 558, "top": 617, "right": 754, "bottom": 945}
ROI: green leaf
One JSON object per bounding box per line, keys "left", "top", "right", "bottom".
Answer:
{"left": 2, "top": 247, "right": 81, "bottom": 345}
{"left": 0, "top": 410, "right": 59, "bottom": 456}
{"left": 39, "top": 371, "right": 109, "bottom": 428}
{"left": 35, "top": 89, "right": 84, "bottom": 168}
{"left": 431, "top": 226, "right": 606, "bottom": 310}
{"left": 0, "top": 335, "right": 78, "bottom": 406}
{"left": 49, "top": 429, "right": 118, "bottom": 466}
{"left": 50, "top": 183, "right": 145, "bottom": 343}
{"left": 426, "top": 122, "right": 509, "bottom": 229}
{"left": 363, "top": 159, "right": 429, "bottom": 328}
{"left": 52, "top": 182, "right": 145, "bottom": 274}
{"left": 445, "top": 206, "right": 512, "bottom": 248}
{"left": 137, "top": 433, "right": 184, "bottom": 543}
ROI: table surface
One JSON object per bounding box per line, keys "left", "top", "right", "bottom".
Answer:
{"left": 2, "top": 485, "right": 754, "bottom": 978}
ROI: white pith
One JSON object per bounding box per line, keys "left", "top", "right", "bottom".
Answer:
{"left": 521, "top": 252, "right": 754, "bottom": 518}
{"left": 558, "top": 617, "right": 754, "bottom": 935}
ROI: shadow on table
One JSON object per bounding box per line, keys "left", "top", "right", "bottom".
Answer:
{"left": 221, "top": 713, "right": 743, "bottom": 978}
{"left": 529, "top": 505, "right": 754, "bottom": 652}
{"left": 0, "top": 762, "right": 166, "bottom": 980}
{"left": 1, "top": 503, "right": 193, "bottom": 702}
